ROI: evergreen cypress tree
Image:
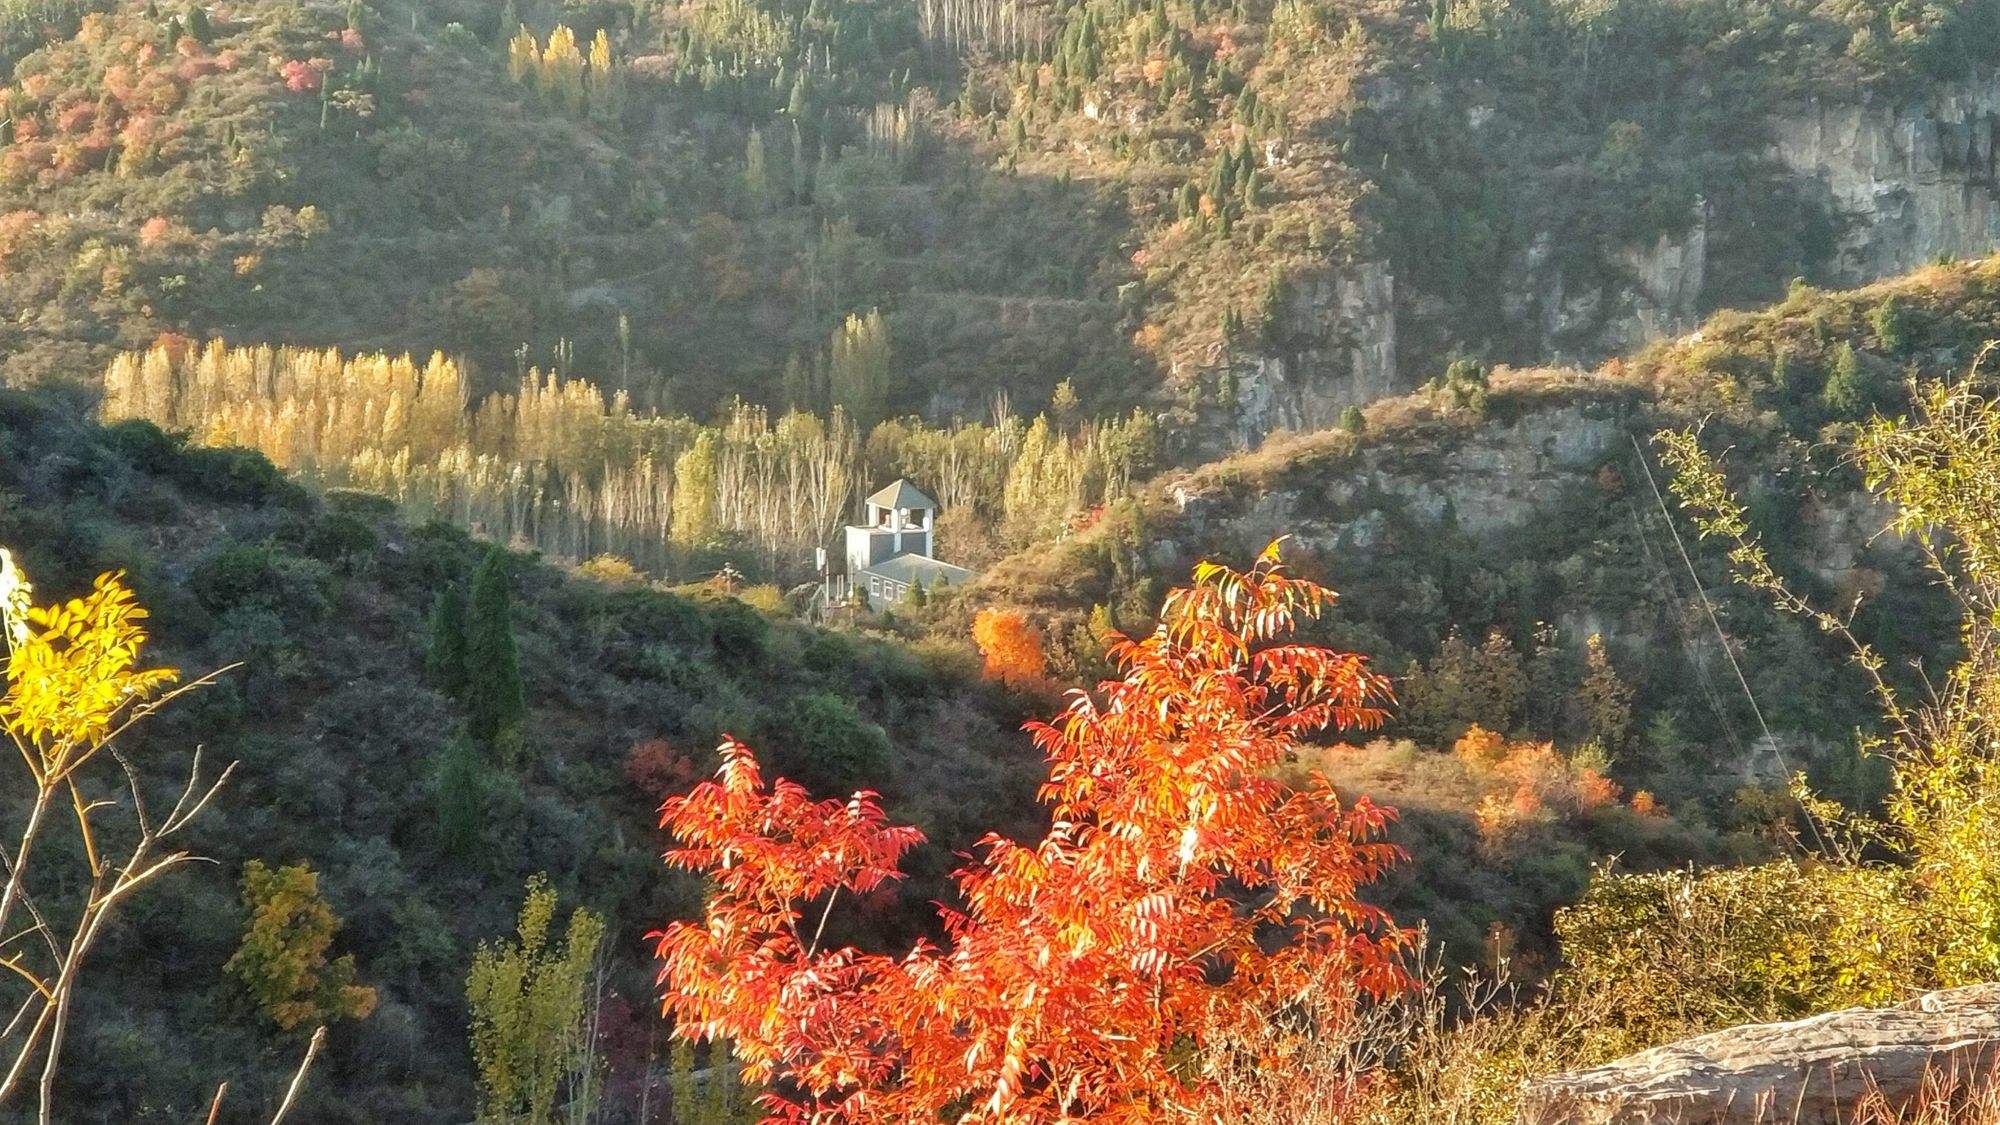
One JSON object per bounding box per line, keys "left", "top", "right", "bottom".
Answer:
{"left": 1770, "top": 348, "right": 1794, "bottom": 398}
{"left": 435, "top": 735, "right": 484, "bottom": 856}
{"left": 743, "top": 126, "right": 771, "bottom": 213}
{"left": 426, "top": 583, "right": 469, "bottom": 699}
{"left": 791, "top": 120, "right": 811, "bottom": 203}
{"left": 1872, "top": 295, "right": 1913, "bottom": 355}
{"left": 1821, "top": 341, "right": 1871, "bottom": 418}
{"left": 465, "top": 548, "right": 527, "bottom": 761}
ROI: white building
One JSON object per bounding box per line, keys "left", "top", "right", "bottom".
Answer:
{"left": 824, "top": 479, "right": 972, "bottom": 606}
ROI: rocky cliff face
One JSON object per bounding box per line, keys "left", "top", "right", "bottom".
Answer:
{"left": 1773, "top": 77, "right": 2000, "bottom": 285}
{"left": 1216, "top": 78, "right": 2000, "bottom": 448}
{"left": 1162, "top": 378, "right": 1635, "bottom": 574}
{"left": 1202, "top": 261, "right": 1399, "bottom": 451}
{"left": 1501, "top": 204, "right": 1712, "bottom": 368}
{"left": 1512, "top": 76, "right": 2000, "bottom": 371}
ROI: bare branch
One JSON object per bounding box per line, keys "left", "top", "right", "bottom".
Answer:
{"left": 267, "top": 1027, "right": 328, "bottom": 1125}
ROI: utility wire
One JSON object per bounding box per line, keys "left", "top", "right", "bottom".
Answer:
{"left": 1629, "top": 433, "right": 1829, "bottom": 853}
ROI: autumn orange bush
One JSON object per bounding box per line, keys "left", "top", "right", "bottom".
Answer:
{"left": 970, "top": 606, "right": 1047, "bottom": 686}
{"left": 1455, "top": 725, "right": 1633, "bottom": 853}
{"left": 652, "top": 545, "right": 1412, "bottom": 1121}
{"left": 622, "top": 738, "right": 700, "bottom": 799}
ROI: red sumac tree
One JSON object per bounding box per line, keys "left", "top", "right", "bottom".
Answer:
{"left": 652, "top": 544, "right": 1412, "bottom": 1121}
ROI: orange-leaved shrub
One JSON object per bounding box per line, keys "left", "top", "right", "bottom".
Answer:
{"left": 1455, "top": 725, "right": 1631, "bottom": 854}
{"left": 970, "top": 606, "right": 1047, "bottom": 686}
{"left": 651, "top": 544, "right": 1413, "bottom": 1121}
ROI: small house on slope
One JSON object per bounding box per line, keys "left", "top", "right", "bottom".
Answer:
{"left": 823, "top": 479, "right": 972, "bottom": 607}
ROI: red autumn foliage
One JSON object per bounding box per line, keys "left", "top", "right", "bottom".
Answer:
{"left": 623, "top": 738, "right": 701, "bottom": 799}
{"left": 54, "top": 102, "right": 95, "bottom": 135}
{"left": 103, "top": 64, "right": 138, "bottom": 101}
{"left": 137, "top": 216, "right": 182, "bottom": 248}
{"left": 0, "top": 211, "right": 40, "bottom": 260}
{"left": 652, "top": 545, "right": 1412, "bottom": 1121}
{"left": 151, "top": 332, "right": 195, "bottom": 362}
{"left": 177, "top": 55, "right": 225, "bottom": 81}
{"left": 281, "top": 58, "right": 329, "bottom": 93}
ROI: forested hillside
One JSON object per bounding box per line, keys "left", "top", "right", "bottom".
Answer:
{"left": 9, "top": 258, "right": 1999, "bottom": 1121}
{"left": 4, "top": 0, "right": 1997, "bottom": 440}
{"left": 0, "top": 384, "right": 1057, "bottom": 1117}
{"left": 972, "top": 257, "right": 2000, "bottom": 955}
{"left": 6, "top": 0, "right": 2000, "bottom": 1120}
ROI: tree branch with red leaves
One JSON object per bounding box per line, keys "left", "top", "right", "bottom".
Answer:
{"left": 652, "top": 542, "right": 1413, "bottom": 1122}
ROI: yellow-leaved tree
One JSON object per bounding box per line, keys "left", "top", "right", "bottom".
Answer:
{"left": 226, "top": 860, "right": 378, "bottom": 1033}
{"left": 0, "top": 550, "right": 331, "bottom": 1121}
{"left": 466, "top": 874, "right": 607, "bottom": 1124}
{"left": 1559, "top": 359, "right": 2000, "bottom": 1044}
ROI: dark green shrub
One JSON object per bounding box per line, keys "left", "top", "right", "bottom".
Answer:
{"left": 781, "top": 692, "right": 892, "bottom": 793}
{"left": 303, "top": 511, "right": 380, "bottom": 568}
{"left": 802, "top": 630, "right": 861, "bottom": 677}
{"left": 174, "top": 445, "right": 304, "bottom": 506}
{"left": 397, "top": 520, "right": 482, "bottom": 597}
{"left": 706, "top": 598, "right": 770, "bottom": 668}
{"left": 608, "top": 588, "right": 708, "bottom": 648}
{"left": 100, "top": 418, "right": 185, "bottom": 473}
{"left": 190, "top": 542, "right": 333, "bottom": 624}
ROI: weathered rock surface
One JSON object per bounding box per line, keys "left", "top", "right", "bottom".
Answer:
{"left": 1518, "top": 984, "right": 2000, "bottom": 1124}
{"left": 1207, "top": 77, "right": 2000, "bottom": 451}
{"left": 1208, "top": 260, "right": 1400, "bottom": 451}
{"left": 1772, "top": 78, "right": 2000, "bottom": 286}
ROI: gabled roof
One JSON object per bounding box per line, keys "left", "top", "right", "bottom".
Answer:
{"left": 867, "top": 478, "right": 937, "bottom": 510}
{"left": 860, "top": 553, "right": 973, "bottom": 586}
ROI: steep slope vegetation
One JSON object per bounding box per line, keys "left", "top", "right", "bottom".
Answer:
{"left": 967, "top": 257, "right": 2000, "bottom": 947}
{"left": 4, "top": 0, "right": 1998, "bottom": 448}
{"left": 0, "top": 385, "right": 1050, "bottom": 1119}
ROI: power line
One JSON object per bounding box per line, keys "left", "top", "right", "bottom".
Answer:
{"left": 1628, "top": 433, "right": 1828, "bottom": 852}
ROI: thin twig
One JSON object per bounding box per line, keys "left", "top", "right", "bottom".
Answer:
{"left": 267, "top": 1027, "right": 327, "bottom": 1125}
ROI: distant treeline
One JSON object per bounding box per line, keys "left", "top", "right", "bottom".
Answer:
{"left": 101, "top": 339, "right": 1157, "bottom": 578}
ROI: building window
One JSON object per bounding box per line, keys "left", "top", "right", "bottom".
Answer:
{"left": 869, "top": 577, "right": 881, "bottom": 598}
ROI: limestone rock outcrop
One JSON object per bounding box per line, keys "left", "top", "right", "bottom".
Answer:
{"left": 1773, "top": 79, "right": 2000, "bottom": 286}
{"left": 1518, "top": 985, "right": 2000, "bottom": 1124}
{"left": 1207, "top": 261, "right": 1399, "bottom": 451}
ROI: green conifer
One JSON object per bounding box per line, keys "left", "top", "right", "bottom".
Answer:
{"left": 1821, "top": 341, "right": 1870, "bottom": 417}
{"left": 1872, "top": 295, "right": 1913, "bottom": 355}
{"left": 435, "top": 736, "right": 484, "bottom": 856}
{"left": 465, "top": 548, "right": 527, "bottom": 761}
{"left": 426, "top": 584, "right": 469, "bottom": 699}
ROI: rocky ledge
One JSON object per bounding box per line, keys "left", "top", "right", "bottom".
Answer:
{"left": 1518, "top": 984, "right": 2000, "bottom": 1123}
